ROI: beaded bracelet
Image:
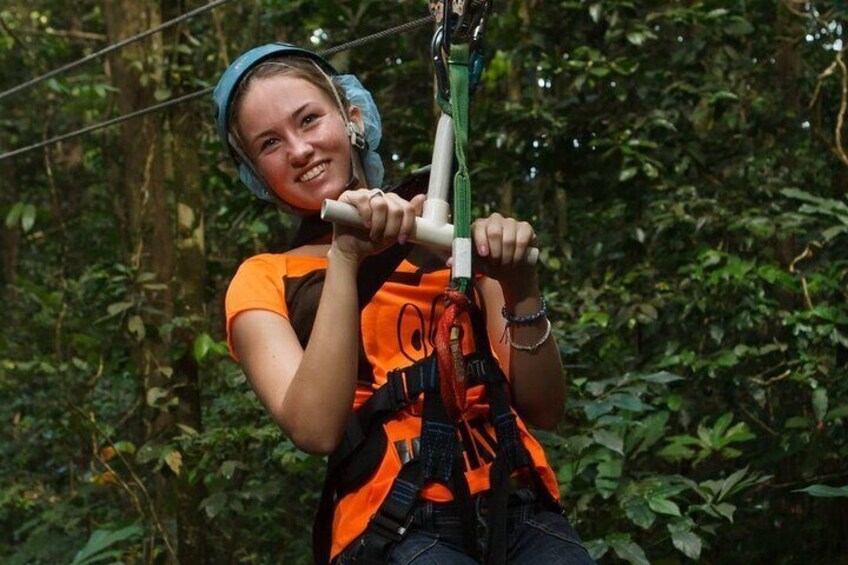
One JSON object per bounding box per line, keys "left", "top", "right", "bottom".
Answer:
{"left": 501, "top": 296, "right": 548, "bottom": 325}
{"left": 506, "top": 318, "right": 552, "bottom": 353}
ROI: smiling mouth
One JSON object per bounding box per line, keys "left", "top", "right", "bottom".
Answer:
{"left": 298, "top": 162, "right": 328, "bottom": 182}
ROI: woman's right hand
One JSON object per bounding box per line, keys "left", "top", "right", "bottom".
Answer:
{"left": 331, "top": 189, "right": 426, "bottom": 264}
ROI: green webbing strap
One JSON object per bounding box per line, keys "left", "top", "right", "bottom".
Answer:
{"left": 449, "top": 43, "right": 472, "bottom": 293}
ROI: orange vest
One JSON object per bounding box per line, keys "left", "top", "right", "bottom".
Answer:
{"left": 225, "top": 253, "right": 560, "bottom": 560}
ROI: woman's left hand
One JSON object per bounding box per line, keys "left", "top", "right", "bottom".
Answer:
{"left": 470, "top": 213, "right": 537, "bottom": 287}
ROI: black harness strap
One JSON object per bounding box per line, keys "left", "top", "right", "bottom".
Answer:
{"left": 329, "top": 357, "right": 438, "bottom": 480}
{"left": 313, "top": 358, "right": 439, "bottom": 565}
{"left": 314, "top": 293, "right": 562, "bottom": 565}
{"left": 357, "top": 461, "right": 425, "bottom": 564}
{"left": 357, "top": 385, "right": 481, "bottom": 564}
{"left": 464, "top": 305, "right": 560, "bottom": 565}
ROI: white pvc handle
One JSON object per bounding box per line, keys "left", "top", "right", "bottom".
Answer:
{"left": 320, "top": 199, "right": 539, "bottom": 266}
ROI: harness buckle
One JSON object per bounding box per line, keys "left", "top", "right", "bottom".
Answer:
{"left": 386, "top": 369, "right": 409, "bottom": 411}
{"left": 466, "top": 354, "right": 505, "bottom": 385}
{"left": 369, "top": 511, "right": 415, "bottom": 542}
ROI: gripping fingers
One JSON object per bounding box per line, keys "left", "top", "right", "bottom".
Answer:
{"left": 368, "top": 191, "right": 388, "bottom": 240}
{"left": 499, "top": 220, "right": 518, "bottom": 266}
{"left": 340, "top": 189, "right": 376, "bottom": 229}
{"left": 473, "top": 219, "right": 490, "bottom": 257}
{"left": 380, "top": 194, "right": 406, "bottom": 243}
{"left": 397, "top": 195, "right": 420, "bottom": 245}
{"left": 484, "top": 214, "right": 505, "bottom": 264}
{"left": 514, "top": 221, "right": 536, "bottom": 263}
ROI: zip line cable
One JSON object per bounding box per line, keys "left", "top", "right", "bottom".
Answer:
{"left": 0, "top": 14, "right": 435, "bottom": 164}
{"left": 0, "top": 89, "right": 212, "bottom": 162}
{"left": 0, "top": 0, "right": 234, "bottom": 103}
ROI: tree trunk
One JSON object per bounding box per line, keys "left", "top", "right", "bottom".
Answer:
{"left": 103, "top": 1, "right": 177, "bottom": 561}
{"left": 163, "top": 1, "right": 209, "bottom": 561}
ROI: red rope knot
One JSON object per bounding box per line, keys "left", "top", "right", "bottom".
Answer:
{"left": 435, "top": 288, "right": 471, "bottom": 421}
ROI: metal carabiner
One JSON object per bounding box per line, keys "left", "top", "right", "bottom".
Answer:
{"left": 431, "top": 27, "right": 450, "bottom": 102}
{"left": 430, "top": 0, "right": 490, "bottom": 51}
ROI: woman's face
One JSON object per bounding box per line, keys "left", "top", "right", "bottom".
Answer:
{"left": 237, "top": 74, "right": 363, "bottom": 210}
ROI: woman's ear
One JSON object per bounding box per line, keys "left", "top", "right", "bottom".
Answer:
{"left": 348, "top": 104, "right": 364, "bottom": 132}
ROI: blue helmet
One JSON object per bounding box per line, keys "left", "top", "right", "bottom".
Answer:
{"left": 213, "top": 43, "right": 385, "bottom": 205}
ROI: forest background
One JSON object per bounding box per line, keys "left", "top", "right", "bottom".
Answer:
{"left": 1, "top": 0, "right": 847, "bottom": 563}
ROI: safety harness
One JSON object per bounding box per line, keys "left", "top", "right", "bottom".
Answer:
{"left": 311, "top": 299, "right": 561, "bottom": 565}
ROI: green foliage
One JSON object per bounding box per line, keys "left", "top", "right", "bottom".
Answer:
{"left": 795, "top": 484, "right": 848, "bottom": 498}
{"left": 70, "top": 522, "right": 143, "bottom": 565}
{"left": 2, "top": 0, "right": 848, "bottom": 563}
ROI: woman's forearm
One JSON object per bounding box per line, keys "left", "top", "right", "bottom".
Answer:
{"left": 280, "top": 249, "right": 362, "bottom": 454}
{"left": 501, "top": 278, "right": 565, "bottom": 430}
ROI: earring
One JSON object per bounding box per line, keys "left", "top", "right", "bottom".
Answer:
{"left": 346, "top": 122, "right": 367, "bottom": 150}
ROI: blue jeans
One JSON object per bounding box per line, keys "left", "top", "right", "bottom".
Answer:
{"left": 335, "top": 489, "right": 595, "bottom": 564}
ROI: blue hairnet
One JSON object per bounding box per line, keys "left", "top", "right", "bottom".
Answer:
{"left": 336, "top": 74, "right": 385, "bottom": 189}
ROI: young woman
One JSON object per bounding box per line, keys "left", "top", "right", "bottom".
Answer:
{"left": 214, "top": 43, "right": 594, "bottom": 564}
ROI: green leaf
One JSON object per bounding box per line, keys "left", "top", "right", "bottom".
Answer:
{"left": 609, "top": 392, "right": 649, "bottom": 412}
{"left": 826, "top": 404, "right": 848, "bottom": 421}
{"left": 177, "top": 424, "right": 199, "bottom": 436}
{"left": 630, "top": 411, "right": 670, "bottom": 456}
{"left": 127, "top": 315, "right": 145, "bottom": 340}
{"left": 597, "top": 459, "right": 623, "bottom": 478}
{"left": 822, "top": 225, "right": 848, "bottom": 241}
{"left": 113, "top": 441, "right": 136, "bottom": 455}
{"left": 667, "top": 393, "right": 683, "bottom": 411}
{"left": 71, "top": 522, "right": 143, "bottom": 565}
{"left": 21, "top": 203, "right": 36, "bottom": 232}
{"left": 619, "top": 167, "right": 638, "bottom": 182}
{"left": 725, "top": 16, "right": 754, "bottom": 35}
{"left": 625, "top": 500, "right": 656, "bottom": 529}
{"left": 5, "top": 202, "right": 22, "bottom": 228}
{"left": 785, "top": 416, "right": 812, "bottom": 429}
{"left": 812, "top": 388, "right": 828, "bottom": 422}
{"left": 658, "top": 442, "right": 695, "bottom": 462}
{"left": 136, "top": 441, "right": 162, "bottom": 465}
{"left": 706, "top": 8, "right": 730, "bottom": 18}
{"left": 154, "top": 87, "right": 172, "bottom": 101}
{"left": 193, "top": 332, "right": 216, "bottom": 362}
{"left": 641, "top": 371, "right": 684, "bottom": 384}
{"left": 713, "top": 412, "right": 734, "bottom": 437}
{"left": 593, "top": 429, "right": 624, "bottom": 455}
{"left": 146, "top": 387, "right": 169, "bottom": 408}
{"left": 718, "top": 466, "right": 750, "bottom": 501}
{"left": 794, "top": 484, "right": 848, "bottom": 497}
{"left": 610, "top": 538, "right": 650, "bottom": 565}
{"left": 648, "top": 496, "right": 681, "bottom": 516}
{"left": 671, "top": 529, "right": 702, "bottom": 560}
{"left": 106, "top": 301, "right": 133, "bottom": 316}
{"left": 163, "top": 449, "right": 182, "bottom": 475}
{"left": 588, "top": 4, "right": 602, "bottom": 23}
{"left": 584, "top": 400, "right": 614, "bottom": 421}
{"left": 201, "top": 492, "right": 228, "bottom": 518}
{"left": 584, "top": 539, "right": 609, "bottom": 560}
{"left": 715, "top": 502, "right": 736, "bottom": 522}
{"left": 220, "top": 459, "right": 249, "bottom": 479}
{"left": 557, "top": 463, "right": 574, "bottom": 485}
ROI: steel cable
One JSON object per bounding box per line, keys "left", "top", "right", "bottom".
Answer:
{"left": 0, "top": 0, "right": 234, "bottom": 103}
{"left": 0, "top": 14, "right": 434, "bottom": 163}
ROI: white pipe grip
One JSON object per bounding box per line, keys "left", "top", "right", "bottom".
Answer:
{"left": 320, "top": 199, "right": 540, "bottom": 266}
